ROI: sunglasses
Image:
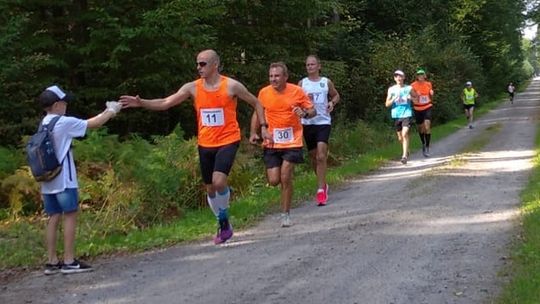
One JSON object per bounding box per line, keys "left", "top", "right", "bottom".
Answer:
{"left": 197, "top": 61, "right": 208, "bottom": 67}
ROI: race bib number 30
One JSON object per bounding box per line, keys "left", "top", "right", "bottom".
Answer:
{"left": 273, "top": 127, "right": 294, "bottom": 144}
{"left": 201, "top": 108, "right": 225, "bottom": 126}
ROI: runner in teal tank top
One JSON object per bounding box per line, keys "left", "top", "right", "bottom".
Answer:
{"left": 385, "top": 70, "right": 413, "bottom": 164}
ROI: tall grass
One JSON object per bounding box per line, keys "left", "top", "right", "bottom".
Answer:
{"left": 497, "top": 125, "right": 540, "bottom": 303}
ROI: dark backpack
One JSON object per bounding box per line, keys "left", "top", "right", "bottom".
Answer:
{"left": 26, "top": 116, "right": 64, "bottom": 182}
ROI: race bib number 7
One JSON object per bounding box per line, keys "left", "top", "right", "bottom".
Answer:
{"left": 201, "top": 108, "right": 225, "bottom": 126}
{"left": 273, "top": 127, "right": 294, "bottom": 143}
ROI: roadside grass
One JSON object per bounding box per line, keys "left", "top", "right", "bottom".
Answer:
{"left": 0, "top": 95, "right": 508, "bottom": 270}
{"left": 497, "top": 124, "right": 540, "bottom": 303}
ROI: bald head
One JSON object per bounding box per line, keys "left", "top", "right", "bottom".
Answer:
{"left": 196, "top": 49, "right": 221, "bottom": 78}
{"left": 198, "top": 49, "right": 220, "bottom": 67}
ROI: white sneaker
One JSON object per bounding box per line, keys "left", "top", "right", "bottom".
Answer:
{"left": 280, "top": 213, "right": 292, "bottom": 228}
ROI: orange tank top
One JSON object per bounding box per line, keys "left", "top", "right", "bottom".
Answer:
{"left": 194, "top": 76, "right": 241, "bottom": 147}
{"left": 411, "top": 81, "right": 433, "bottom": 111}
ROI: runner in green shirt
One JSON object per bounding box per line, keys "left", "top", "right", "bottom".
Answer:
{"left": 461, "top": 81, "right": 479, "bottom": 129}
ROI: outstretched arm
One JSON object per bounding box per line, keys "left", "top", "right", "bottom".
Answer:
{"left": 87, "top": 102, "right": 122, "bottom": 129}
{"left": 120, "top": 82, "right": 194, "bottom": 111}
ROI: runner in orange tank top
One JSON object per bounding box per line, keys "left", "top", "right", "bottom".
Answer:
{"left": 120, "top": 49, "right": 271, "bottom": 244}
{"left": 194, "top": 75, "right": 241, "bottom": 147}
{"left": 249, "top": 62, "right": 315, "bottom": 228}
{"left": 411, "top": 68, "right": 434, "bottom": 157}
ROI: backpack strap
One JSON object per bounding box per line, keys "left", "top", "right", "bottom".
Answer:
{"left": 38, "top": 115, "right": 62, "bottom": 132}
{"left": 39, "top": 115, "right": 69, "bottom": 168}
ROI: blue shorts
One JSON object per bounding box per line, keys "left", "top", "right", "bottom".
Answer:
{"left": 42, "top": 188, "right": 79, "bottom": 215}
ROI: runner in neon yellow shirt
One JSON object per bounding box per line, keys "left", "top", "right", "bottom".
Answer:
{"left": 461, "top": 81, "right": 479, "bottom": 129}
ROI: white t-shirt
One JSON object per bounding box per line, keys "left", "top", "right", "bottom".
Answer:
{"left": 40, "top": 114, "right": 88, "bottom": 194}
{"left": 301, "top": 77, "right": 331, "bottom": 125}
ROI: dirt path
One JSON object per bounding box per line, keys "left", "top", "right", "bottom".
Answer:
{"left": 2, "top": 80, "right": 540, "bottom": 304}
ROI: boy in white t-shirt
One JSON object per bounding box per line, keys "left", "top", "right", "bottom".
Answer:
{"left": 38, "top": 85, "right": 121, "bottom": 275}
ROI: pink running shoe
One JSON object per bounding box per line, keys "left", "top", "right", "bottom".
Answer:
{"left": 213, "top": 223, "right": 233, "bottom": 245}
{"left": 316, "top": 184, "right": 328, "bottom": 206}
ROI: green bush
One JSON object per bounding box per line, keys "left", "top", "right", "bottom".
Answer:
{"left": 0, "top": 167, "right": 39, "bottom": 218}
{"left": 0, "top": 119, "right": 414, "bottom": 244}
{"left": 75, "top": 126, "right": 203, "bottom": 230}
{"left": 0, "top": 146, "right": 24, "bottom": 179}
{"left": 330, "top": 120, "right": 393, "bottom": 162}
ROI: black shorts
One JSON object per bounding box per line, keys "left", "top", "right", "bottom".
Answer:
{"left": 198, "top": 142, "right": 239, "bottom": 185}
{"left": 414, "top": 108, "right": 432, "bottom": 125}
{"left": 394, "top": 117, "right": 412, "bottom": 132}
{"left": 303, "top": 124, "right": 331, "bottom": 151}
{"left": 463, "top": 104, "right": 475, "bottom": 110}
{"left": 263, "top": 148, "right": 304, "bottom": 169}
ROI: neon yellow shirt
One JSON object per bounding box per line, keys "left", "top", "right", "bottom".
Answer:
{"left": 463, "top": 88, "right": 476, "bottom": 105}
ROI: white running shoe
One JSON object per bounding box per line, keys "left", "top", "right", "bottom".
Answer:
{"left": 280, "top": 213, "right": 292, "bottom": 228}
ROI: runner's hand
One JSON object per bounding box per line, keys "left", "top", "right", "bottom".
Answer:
{"left": 249, "top": 133, "right": 261, "bottom": 145}
{"left": 327, "top": 101, "right": 335, "bottom": 113}
{"left": 292, "top": 106, "right": 306, "bottom": 118}
{"left": 261, "top": 128, "right": 273, "bottom": 143}
{"left": 119, "top": 95, "right": 143, "bottom": 108}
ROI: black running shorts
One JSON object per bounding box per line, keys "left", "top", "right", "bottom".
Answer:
{"left": 394, "top": 117, "right": 412, "bottom": 132}
{"left": 303, "top": 124, "right": 332, "bottom": 151}
{"left": 198, "top": 142, "right": 239, "bottom": 185}
{"left": 414, "top": 108, "right": 432, "bottom": 125}
{"left": 263, "top": 148, "right": 304, "bottom": 169}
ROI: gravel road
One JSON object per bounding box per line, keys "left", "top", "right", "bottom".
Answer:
{"left": 2, "top": 79, "right": 540, "bottom": 304}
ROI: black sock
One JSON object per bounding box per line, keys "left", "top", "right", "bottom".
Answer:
{"left": 426, "top": 134, "right": 431, "bottom": 147}
{"left": 419, "top": 132, "right": 425, "bottom": 145}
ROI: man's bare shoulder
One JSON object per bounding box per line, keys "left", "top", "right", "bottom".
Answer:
{"left": 225, "top": 77, "right": 244, "bottom": 89}
{"left": 179, "top": 80, "right": 197, "bottom": 94}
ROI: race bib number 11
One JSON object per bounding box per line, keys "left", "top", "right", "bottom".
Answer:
{"left": 201, "top": 108, "right": 225, "bottom": 126}
{"left": 273, "top": 127, "right": 294, "bottom": 143}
